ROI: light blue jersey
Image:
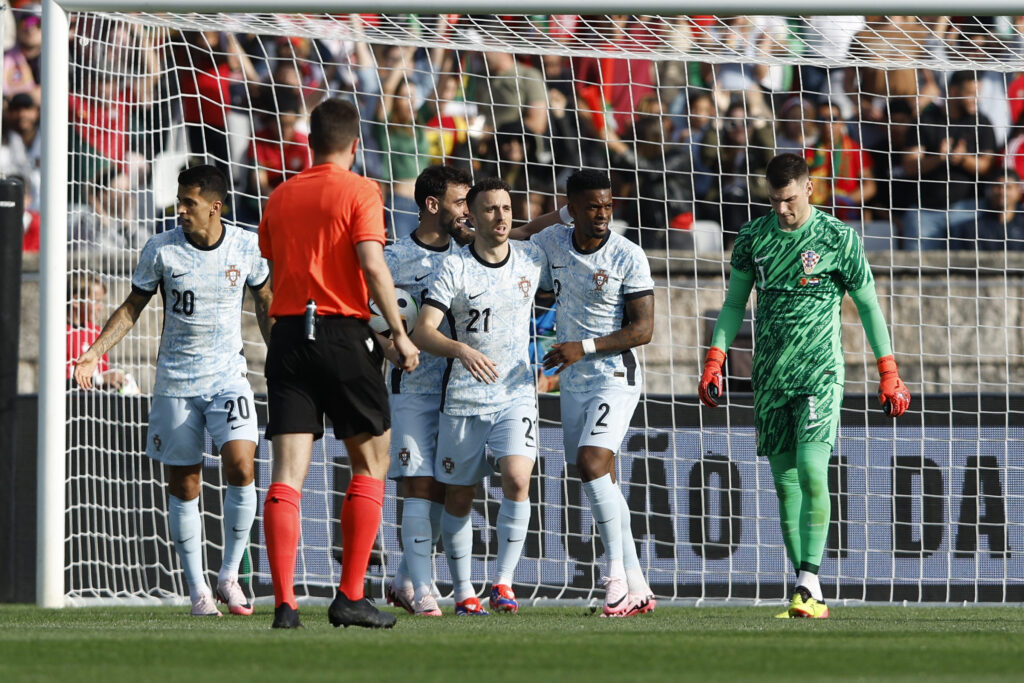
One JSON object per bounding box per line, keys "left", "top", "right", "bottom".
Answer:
{"left": 383, "top": 232, "right": 458, "bottom": 395}
{"left": 131, "top": 223, "right": 270, "bottom": 397}
{"left": 425, "top": 241, "right": 547, "bottom": 416}
{"left": 530, "top": 224, "right": 654, "bottom": 393}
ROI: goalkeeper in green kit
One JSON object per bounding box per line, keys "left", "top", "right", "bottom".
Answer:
{"left": 699, "top": 154, "right": 911, "bottom": 619}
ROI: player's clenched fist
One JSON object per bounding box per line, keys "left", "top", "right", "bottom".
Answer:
{"left": 876, "top": 355, "right": 910, "bottom": 417}
{"left": 698, "top": 347, "right": 727, "bottom": 408}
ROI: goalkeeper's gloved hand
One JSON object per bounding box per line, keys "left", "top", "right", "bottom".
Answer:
{"left": 877, "top": 355, "right": 911, "bottom": 418}
{"left": 699, "top": 347, "right": 727, "bottom": 408}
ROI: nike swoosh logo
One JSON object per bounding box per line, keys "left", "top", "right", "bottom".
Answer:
{"left": 413, "top": 538, "right": 430, "bottom": 544}
{"left": 452, "top": 554, "right": 467, "bottom": 560}
{"left": 551, "top": 264, "right": 566, "bottom": 269}
{"left": 606, "top": 594, "right": 626, "bottom": 608}
{"left": 804, "top": 421, "right": 826, "bottom": 430}
{"left": 505, "top": 537, "right": 524, "bottom": 543}
{"left": 176, "top": 536, "right": 193, "bottom": 545}
{"left": 754, "top": 255, "right": 769, "bottom": 263}
{"left": 172, "top": 271, "right": 189, "bottom": 278}
{"left": 595, "top": 519, "right": 612, "bottom": 525}
{"left": 414, "top": 273, "right": 430, "bottom": 282}
{"left": 230, "top": 424, "right": 245, "bottom": 430}
{"left": 468, "top": 292, "right": 485, "bottom": 300}
{"left": 590, "top": 429, "right": 607, "bottom": 436}
{"left": 232, "top": 526, "right": 247, "bottom": 533}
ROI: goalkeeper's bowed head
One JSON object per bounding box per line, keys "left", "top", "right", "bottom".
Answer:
{"left": 699, "top": 348, "right": 911, "bottom": 418}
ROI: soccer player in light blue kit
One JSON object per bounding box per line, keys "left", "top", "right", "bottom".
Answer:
{"left": 412, "top": 178, "right": 547, "bottom": 615}
{"left": 73, "top": 165, "right": 273, "bottom": 617}
{"left": 383, "top": 165, "right": 475, "bottom": 617}
{"left": 519, "top": 170, "right": 656, "bottom": 617}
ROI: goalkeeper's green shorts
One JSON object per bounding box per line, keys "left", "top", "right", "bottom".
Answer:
{"left": 753, "top": 383, "right": 843, "bottom": 457}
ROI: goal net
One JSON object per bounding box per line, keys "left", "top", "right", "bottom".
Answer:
{"left": 50, "top": 8, "right": 1024, "bottom": 606}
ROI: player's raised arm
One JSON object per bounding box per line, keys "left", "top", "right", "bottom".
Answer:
{"left": 357, "top": 240, "right": 419, "bottom": 373}
{"left": 412, "top": 304, "right": 499, "bottom": 384}
{"left": 73, "top": 289, "right": 153, "bottom": 389}
{"left": 508, "top": 205, "right": 568, "bottom": 241}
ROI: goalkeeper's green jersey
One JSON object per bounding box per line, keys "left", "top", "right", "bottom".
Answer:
{"left": 730, "top": 207, "right": 873, "bottom": 392}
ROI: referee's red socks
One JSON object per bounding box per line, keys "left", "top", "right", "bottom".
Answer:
{"left": 339, "top": 475, "right": 385, "bottom": 601}
{"left": 264, "top": 482, "right": 301, "bottom": 609}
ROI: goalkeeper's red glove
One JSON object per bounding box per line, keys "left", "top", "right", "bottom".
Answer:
{"left": 699, "top": 347, "right": 727, "bottom": 408}
{"left": 877, "top": 355, "right": 911, "bottom": 418}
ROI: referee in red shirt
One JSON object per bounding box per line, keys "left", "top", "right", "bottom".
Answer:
{"left": 258, "top": 98, "right": 418, "bottom": 629}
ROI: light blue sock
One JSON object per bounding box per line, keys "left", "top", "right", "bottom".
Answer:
{"left": 441, "top": 511, "right": 474, "bottom": 602}
{"left": 401, "top": 498, "right": 434, "bottom": 598}
{"left": 495, "top": 498, "right": 531, "bottom": 586}
{"left": 582, "top": 474, "right": 624, "bottom": 578}
{"left": 430, "top": 501, "right": 443, "bottom": 545}
{"left": 219, "top": 482, "right": 256, "bottom": 582}
{"left": 168, "top": 494, "right": 207, "bottom": 599}
{"left": 619, "top": 487, "right": 650, "bottom": 594}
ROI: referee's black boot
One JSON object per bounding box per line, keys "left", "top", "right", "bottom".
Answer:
{"left": 328, "top": 590, "right": 397, "bottom": 629}
{"left": 271, "top": 603, "right": 304, "bottom": 629}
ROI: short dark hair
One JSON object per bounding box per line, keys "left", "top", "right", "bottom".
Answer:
{"left": 414, "top": 164, "right": 473, "bottom": 210}
{"left": 466, "top": 177, "right": 511, "bottom": 209}
{"left": 765, "top": 153, "right": 809, "bottom": 189}
{"left": 178, "top": 164, "right": 228, "bottom": 201}
{"left": 309, "top": 97, "right": 360, "bottom": 155}
{"left": 949, "top": 70, "right": 978, "bottom": 91}
{"left": 566, "top": 169, "right": 612, "bottom": 199}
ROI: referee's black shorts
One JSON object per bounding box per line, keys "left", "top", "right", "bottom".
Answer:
{"left": 264, "top": 315, "right": 390, "bottom": 441}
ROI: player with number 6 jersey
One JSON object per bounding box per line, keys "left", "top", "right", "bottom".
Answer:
{"left": 699, "top": 154, "right": 911, "bottom": 620}
{"left": 518, "top": 169, "right": 657, "bottom": 617}
{"left": 413, "top": 178, "right": 546, "bottom": 616}
{"left": 72, "top": 165, "right": 273, "bottom": 619}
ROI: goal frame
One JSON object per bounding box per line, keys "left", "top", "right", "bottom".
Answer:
{"left": 37, "top": 0, "right": 1024, "bottom": 608}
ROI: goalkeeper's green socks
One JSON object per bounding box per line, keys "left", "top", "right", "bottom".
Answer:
{"left": 796, "top": 441, "right": 833, "bottom": 575}
{"left": 768, "top": 451, "right": 802, "bottom": 571}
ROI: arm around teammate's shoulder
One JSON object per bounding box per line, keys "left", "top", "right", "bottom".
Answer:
{"left": 509, "top": 207, "right": 564, "bottom": 241}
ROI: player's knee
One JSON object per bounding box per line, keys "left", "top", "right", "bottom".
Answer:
{"left": 501, "top": 474, "right": 530, "bottom": 501}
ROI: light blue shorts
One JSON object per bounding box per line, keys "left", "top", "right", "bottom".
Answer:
{"left": 435, "top": 398, "right": 538, "bottom": 486}
{"left": 560, "top": 384, "right": 641, "bottom": 463}
{"left": 387, "top": 392, "right": 442, "bottom": 480}
{"left": 145, "top": 376, "right": 258, "bottom": 466}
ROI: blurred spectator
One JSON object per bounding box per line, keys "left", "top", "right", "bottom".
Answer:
{"left": 699, "top": 101, "right": 775, "bottom": 246}
{"left": 0, "top": 92, "right": 40, "bottom": 210}
{"left": 806, "top": 100, "right": 876, "bottom": 222}
{"left": 68, "top": 169, "right": 148, "bottom": 252}
{"left": 574, "top": 15, "right": 655, "bottom": 137}
{"left": 713, "top": 15, "right": 792, "bottom": 108}
{"left": 936, "top": 17, "right": 1011, "bottom": 146}
{"left": 21, "top": 183, "right": 39, "bottom": 253}
{"left": 621, "top": 113, "right": 695, "bottom": 249}
{"left": 418, "top": 71, "right": 471, "bottom": 162}
{"left": 801, "top": 16, "right": 864, "bottom": 118}
{"left": 375, "top": 68, "right": 431, "bottom": 240}
{"left": 66, "top": 274, "right": 124, "bottom": 389}
{"left": 475, "top": 51, "right": 548, "bottom": 138}
{"left": 3, "top": 10, "right": 41, "bottom": 105}
{"left": 177, "top": 30, "right": 259, "bottom": 172}
{"left": 863, "top": 97, "right": 919, "bottom": 224}
{"left": 774, "top": 96, "right": 820, "bottom": 155}
{"left": 903, "top": 70, "right": 997, "bottom": 249}
{"left": 975, "top": 170, "right": 1024, "bottom": 250}
{"left": 244, "top": 87, "right": 310, "bottom": 219}
{"left": 846, "top": 16, "right": 939, "bottom": 121}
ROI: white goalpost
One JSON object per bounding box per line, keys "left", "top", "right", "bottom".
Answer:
{"left": 38, "top": 1, "right": 1024, "bottom": 608}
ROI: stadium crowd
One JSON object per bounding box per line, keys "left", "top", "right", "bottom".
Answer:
{"left": 6, "top": 7, "right": 1024, "bottom": 253}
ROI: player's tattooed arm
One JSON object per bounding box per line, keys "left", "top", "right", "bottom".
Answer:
{"left": 250, "top": 280, "right": 275, "bottom": 345}
{"left": 543, "top": 293, "right": 654, "bottom": 373}
{"left": 73, "top": 290, "right": 153, "bottom": 389}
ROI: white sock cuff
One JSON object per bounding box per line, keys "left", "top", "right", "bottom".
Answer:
{"left": 498, "top": 497, "right": 531, "bottom": 521}
{"left": 403, "top": 497, "right": 432, "bottom": 519}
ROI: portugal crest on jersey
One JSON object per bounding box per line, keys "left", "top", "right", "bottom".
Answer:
{"left": 800, "top": 250, "right": 820, "bottom": 275}
{"left": 398, "top": 448, "right": 410, "bottom": 467}
{"left": 518, "top": 276, "right": 532, "bottom": 299}
{"left": 593, "top": 268, "right": 609, "bottom": 291}
{"left": 225, "top": 264, "right": 241, "bottom": 286}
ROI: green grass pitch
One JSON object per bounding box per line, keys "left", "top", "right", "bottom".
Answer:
{"left": 2, "top": 604, "right": 1024, "bottom": 682}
